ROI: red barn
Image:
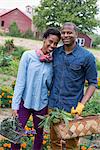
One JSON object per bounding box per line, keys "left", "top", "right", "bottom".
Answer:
{"left": 77, "top": 32, "right": 92, "bottom": 48}
{"left": 0, "top": 8, "right": 33, "bottom": 33}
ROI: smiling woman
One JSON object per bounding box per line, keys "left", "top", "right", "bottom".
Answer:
{"left": 11, "top": 27, "right": 61, "bottom": 150}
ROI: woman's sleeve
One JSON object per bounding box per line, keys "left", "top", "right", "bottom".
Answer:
{"left": 12, "top": 52, "right": 28, "bottom": 110}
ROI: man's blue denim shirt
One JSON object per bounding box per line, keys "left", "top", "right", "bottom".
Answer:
{"left": 49, "top": 44, "right": 97, "bottom": 112}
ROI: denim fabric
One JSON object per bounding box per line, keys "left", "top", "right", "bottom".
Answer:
{"left": 12, "top": 50, "right": 53, "bottom": 111}
{"left": 49, "top": 44, "right": 97, "bottom": 112}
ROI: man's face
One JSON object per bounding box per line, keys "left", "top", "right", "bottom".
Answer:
{"left": 61, "top": 25, "right": 77, "bottom": 46}
{"left": 43, "top": 34, "right": 60, "bottom": 54}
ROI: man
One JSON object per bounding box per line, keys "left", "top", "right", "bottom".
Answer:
{"left": 49, "top": 22, "right": 97, "bottom": 150}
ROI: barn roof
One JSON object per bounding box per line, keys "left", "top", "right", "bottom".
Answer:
{"left": 0, "top": 8, "right": 32, "bottom": 20}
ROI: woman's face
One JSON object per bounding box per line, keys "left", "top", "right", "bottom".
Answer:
{"left": 42, "top": 34, "right": 60, "bottom": 54}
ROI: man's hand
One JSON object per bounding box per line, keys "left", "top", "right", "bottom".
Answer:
{"left": 71, "top": 102, "right": 84, "bottom": 115}
{"left": 12, "top": 110, "right": 18, "bottom": 117}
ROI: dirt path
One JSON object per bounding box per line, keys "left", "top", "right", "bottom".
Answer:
{"left": 0, "top": 36, "right": 42, "bottom": 50}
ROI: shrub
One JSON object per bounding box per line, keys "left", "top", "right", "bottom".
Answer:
{"left": 8, "top": 22, "right": 21, "bottom": 37}
{"left": 0, "top": 55, "right": 12, "bottom": 67}
{"left": 92, "top": 35, "right": 100, "bottom": 48}
{"left": 12, "top": 46, "right": 26, "bottom": 59}
{"left": 4, "top": 39, "right": 15, "bottom": 52}
{"left": 0, "top": 59, "right": 19, "bottom": 76}
{"left": 21, "top": 29, "right": 34, "bottom": 39}
{"left": 0, "top": 46, "right": 12, "bottom": 67}
{"left": 0, "top": 46, "right": 27, "bottom": 76}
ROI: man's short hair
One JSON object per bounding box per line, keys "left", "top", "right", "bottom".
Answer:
{"left": 61, "top": 22, "right": 79, "bottom": 32}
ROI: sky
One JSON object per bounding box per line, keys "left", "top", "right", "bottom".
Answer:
{"left": 0, "top": 0, "right": 100, "bottom": 12}
{"left": 0, "top": 0, "right": 41, "bottom": 11}
{"left": 0, "top": 0, "right": 100, "bottom": 34}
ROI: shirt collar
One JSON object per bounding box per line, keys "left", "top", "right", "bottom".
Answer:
{"left": 59, "top": 43, "right": 80, "bottom": 56}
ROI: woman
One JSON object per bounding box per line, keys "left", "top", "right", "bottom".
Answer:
{"left": 11, "top": 28, "right": 61, "bottom": 150}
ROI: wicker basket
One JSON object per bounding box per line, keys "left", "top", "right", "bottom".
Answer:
{"left": 53, "top": 115, "right": 100, "bottom": 140}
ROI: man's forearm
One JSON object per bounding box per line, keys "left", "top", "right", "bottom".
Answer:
{"left": 81, "top": 85, "right": 96, "bottom": 105}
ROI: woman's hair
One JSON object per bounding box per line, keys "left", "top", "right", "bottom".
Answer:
{"left": 43, "top": 27, "right": 61, "bottom": 40}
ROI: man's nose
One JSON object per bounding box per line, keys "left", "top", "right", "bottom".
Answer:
{"left": 64, "top": 32, "right": 68, "bottom": 37}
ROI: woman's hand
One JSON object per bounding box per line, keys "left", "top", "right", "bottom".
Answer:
{"left": 12, "top": 110, "right": 18, "bottom": 117}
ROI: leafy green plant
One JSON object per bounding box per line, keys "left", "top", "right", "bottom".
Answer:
{"left": 4, "top": 39, "right": 15, "bottom": 52}
{"left": 12, "top": 46, "right": 26, "bottom": 59}
{"left": 0, "top": 47, "right": 26, "bottom": 76}
{"left": 38, "top": 108, "right": 74, "bottom": 132}
{"left": 82, "top": 93, "right": 100, "bottom": 116}
{"left": 0, "top": 46, "right": 12, "bottom": 67}
{"left": 0, "top": 59, "right": 19, "bottom": 76}
{"left": 0, "top": 139, "right": 11, "bottom": 149}
{"left": 0, "top": 55, "right": 12, "bottom": 67}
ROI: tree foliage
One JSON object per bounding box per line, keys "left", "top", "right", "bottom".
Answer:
{"left": 33, "top": 0, "right": 99, "bottom": 33}
{"left": 92, "top": 34, "right": 100, "bottom": 47}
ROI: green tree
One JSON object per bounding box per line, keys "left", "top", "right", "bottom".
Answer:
{"left": 92, "top": 34, "right": 100, "bottom": 47}
{"left": 9, "top": 22, "right": 21, "bottom": 37}
{"left": 33, "top": 0, "right": 99, "bottom": 33}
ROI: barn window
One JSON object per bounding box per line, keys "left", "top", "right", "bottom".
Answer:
{"left": 77, "top": 38, "right": 85, "bottom": 46}
{"left": 1, "top": 21, "right": 4, "bottom": 27}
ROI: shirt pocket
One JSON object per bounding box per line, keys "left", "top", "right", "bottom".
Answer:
{"left": 69, "top": 63, "right": 82, "bottom": 79}
{"left": 70, "top": 63, "right": 81, "bottom": 70}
